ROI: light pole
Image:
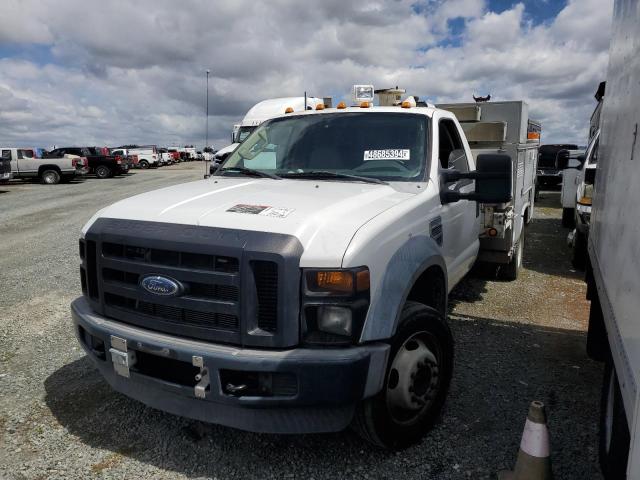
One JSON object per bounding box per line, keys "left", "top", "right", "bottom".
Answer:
{"left": 204, "top": 69, "right": 210, "bottom": 178}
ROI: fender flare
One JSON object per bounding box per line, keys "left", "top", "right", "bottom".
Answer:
{"left": 359, "top": 234, "right": 447, "bottom": 342}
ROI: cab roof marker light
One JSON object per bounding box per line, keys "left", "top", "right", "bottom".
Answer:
{"left": 336, "top": 101, "right": 347, "bottom": 109}
{"left": 315, "top": 103, "right": 325, "bottom": 110}
{"left": 360, "top": 101, "right": 370, "bottom": 108}
{"left": 284, "top": 107, "right": 294, "bottom": 114}
{"left": 401, "top": 100, "right": 412, "bottom": 109}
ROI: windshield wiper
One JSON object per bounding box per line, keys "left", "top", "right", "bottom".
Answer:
{"left": 218, "top": 166, "right": 282, "bottom": 180}
{"left": 280, "top": 170, "right": 388, "bottom": 185}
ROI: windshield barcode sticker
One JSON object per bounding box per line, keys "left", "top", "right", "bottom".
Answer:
{"left": 364, "top": 149, "right": 410, "bottom": 161}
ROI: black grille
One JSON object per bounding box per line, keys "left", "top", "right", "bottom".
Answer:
{"left": 252, "top": 261, "right": 278, "bottom": 332}
{"left": 105, "top": 293, "right": 239, "bottom": 331}
{"left": 95, "top": 240, "right": 243, "bottom": 341}
{"left": 79, "top": 219, "right": 302, "bottom": 348}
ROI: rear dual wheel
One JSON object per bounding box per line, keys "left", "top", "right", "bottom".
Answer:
{"left": 500, "top": 229, "right": 524, "bottom": 281}
{"left": 352, "top": 302, "right": 453, "bottom": 449}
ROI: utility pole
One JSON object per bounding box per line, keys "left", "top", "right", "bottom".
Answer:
{"left": 204, "top": 69, "right": 210, "bottom": 178}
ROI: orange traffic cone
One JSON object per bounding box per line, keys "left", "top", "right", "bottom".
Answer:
{"left": 498, "top": 400, "right": 553, "bottom": 480}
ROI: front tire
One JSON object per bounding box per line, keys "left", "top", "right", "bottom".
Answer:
{"left": 352, "top": 301, "right": 454, "bottom": 449}
{"left": 40, "top": 169, "right": 61, "bottom": 184}
{"left": 95, "top": 165, "right": 112, "bottom": 179}
{"left": 139, "top": 160, "right": 150, "bottom": 169}
{"left": 599, "top": 361, "right": 630, "bottom": 479}
{"left": 562, "top": 208, "right": 575, "bottom": 228}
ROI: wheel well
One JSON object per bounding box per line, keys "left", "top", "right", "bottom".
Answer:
{"left": 38, "top": 165, "right": 61, "bottom": 175}
{"left": 406, "top": 266, "right": 447, "bottom": 315}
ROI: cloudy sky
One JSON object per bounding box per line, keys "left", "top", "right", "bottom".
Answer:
{"left": 0, "top": 0, "right": 613, "bottom": 150}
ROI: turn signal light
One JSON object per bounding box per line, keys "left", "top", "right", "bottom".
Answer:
{"left": 578, "top": 196, "right": 592, "bottom": 206}
{"left": 487, "top": 227, "right": 498, "bottom": 237}
{"left": 306, "top": 268, "right": 370, "bottom": 294}
{"left": 316, "top": 271, "right": 353, "bottom": 293}
{"left": 336, "top": 101, "right": 347, "bottom": 109}
{"left": 284, "top": 107, "right": 294, "bottom": 114}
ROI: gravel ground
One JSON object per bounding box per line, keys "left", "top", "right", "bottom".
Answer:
{"left": 0, "top": 168, "right": 603, "bottom": 480}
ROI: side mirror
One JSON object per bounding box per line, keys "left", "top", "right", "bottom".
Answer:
{"left": 441, "top": 154, "right": 512, "bottom": 204}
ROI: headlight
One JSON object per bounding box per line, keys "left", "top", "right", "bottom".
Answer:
{"left": 317, "top": 306, "right": 353, "bottom": 336}
{"left": 302, "top": 267, "right": 370, "bottom": 345}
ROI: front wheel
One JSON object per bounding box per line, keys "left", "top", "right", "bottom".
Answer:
{"left": 599, "top": 361, "right": 630, "bottom": 479}
{"left": 40, "top": 169, "right": 61, "bottom": 184}
{"left": 352, "top": 301, "right": 453, "bottom": 449}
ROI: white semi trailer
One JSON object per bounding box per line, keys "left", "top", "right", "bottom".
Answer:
{"left": 584, "top": 0, "right": 640, "bottom": 478}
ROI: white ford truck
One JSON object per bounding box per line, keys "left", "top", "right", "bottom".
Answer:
{"left": 73, "top": 94, "right": 517, "bottom": 448}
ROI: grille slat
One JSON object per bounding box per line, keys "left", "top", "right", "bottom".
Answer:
{"left": 102, "top": 242, "right": 238, "bottom": 273}
{"left": 105, "top": 293, "right": 239, "bottom": 331}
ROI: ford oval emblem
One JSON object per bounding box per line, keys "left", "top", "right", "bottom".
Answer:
{"left": 140, "top": 275, "right": 182, "bottom": 297}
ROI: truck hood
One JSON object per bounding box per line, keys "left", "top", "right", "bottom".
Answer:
{"left": 85, "top": 177, "right": 414, "bottom": 266}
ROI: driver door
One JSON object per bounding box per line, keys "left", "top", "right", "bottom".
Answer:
{"left": 437, "top": 118, "right": 479, "bottom": 285}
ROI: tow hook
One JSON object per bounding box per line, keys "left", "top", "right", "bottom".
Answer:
{"left": 192, "top": 356, "right": 210, "bottom": 399}
{"left": 109, "top": 336, "right": 136, "bottom": 378}
{"left": 225, "top": 383, "right": 248, "bottom": 396}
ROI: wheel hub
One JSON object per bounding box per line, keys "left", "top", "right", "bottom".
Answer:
{"left": 387, "top": 334, "right": 440, "bottom": 414}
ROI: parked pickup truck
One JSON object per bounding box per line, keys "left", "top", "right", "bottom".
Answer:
{"left": 0, "top": 147, "right": 87, "bottom": 184}
{"left": 48, "top": 147, "right": 127, "bottom": 179}
{"left": 537, "top": 143, "right": 579, "bottom": 186}
{"left": 72, "top": 92, "right": 517, "bottom": 448}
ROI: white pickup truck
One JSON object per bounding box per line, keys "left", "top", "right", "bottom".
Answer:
{"left": 72, "top": 96, "right": 517, "bottom": 448}
{"left": 0, "top": 147, "right": 88, "bottom": 184}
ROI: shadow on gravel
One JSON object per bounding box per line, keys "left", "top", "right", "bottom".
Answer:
{"left": 44, "top": 317, "right": 603, "bottom": 479}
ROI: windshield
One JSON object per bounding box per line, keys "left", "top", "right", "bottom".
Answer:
{"left": 221, "top": 112, "right": 428, "bottom": 182}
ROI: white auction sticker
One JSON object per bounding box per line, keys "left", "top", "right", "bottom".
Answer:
{"left": 260, "top": 207, "right": 294, "bottom": 218}
{"left": 364, "top": 149, "right": 410, "bottom": 161}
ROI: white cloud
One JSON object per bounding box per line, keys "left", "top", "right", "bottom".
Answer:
{"left": 0, "top": 0, "right": 614, "bottom": 148}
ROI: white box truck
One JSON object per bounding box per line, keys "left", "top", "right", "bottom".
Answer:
{"left": 213, "top": 96, "right": 325, "bottom": 165}
{"left": 584, "top": 0, "right": 640, "bottom": 478}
